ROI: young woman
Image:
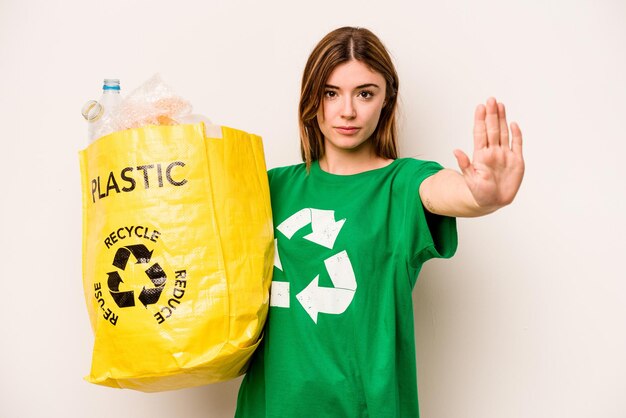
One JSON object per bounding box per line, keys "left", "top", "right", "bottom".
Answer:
{"left": 236, "top": 26, "right": 524, "bottom": 417}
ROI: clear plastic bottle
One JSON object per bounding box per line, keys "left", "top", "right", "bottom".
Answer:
{"left": 82, "top": 79, "right": 122, "bottom": 143}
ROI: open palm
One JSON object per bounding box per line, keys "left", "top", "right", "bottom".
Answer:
{"left": 453, "top": 97, "right": 525, "bottom": 210}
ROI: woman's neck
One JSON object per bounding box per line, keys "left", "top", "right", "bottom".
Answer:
{"left": 318, "top": 150, "right": 394, "bottom": 175}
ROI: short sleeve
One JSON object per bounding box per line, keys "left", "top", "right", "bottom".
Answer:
{"left": 402, "top": 160, "right": 458, "bottom": 284}
{"left": 267, "top": 167, "right": 276, "bottom": 183}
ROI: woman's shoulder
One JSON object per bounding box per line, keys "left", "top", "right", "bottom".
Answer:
{"left": 393, "top": 157, "right": 444, "bottom": 175}
{"left": 385, "top": 158, "right": 446, "bottom": 191}
{"left": 268, "top": 162, "right": 307, "bottom": 182}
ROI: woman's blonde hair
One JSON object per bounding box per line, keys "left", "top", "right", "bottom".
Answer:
{"left": 299, "top": 27, "right": 399, "bottom": 169}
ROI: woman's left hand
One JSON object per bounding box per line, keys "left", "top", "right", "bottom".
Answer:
{"left": 453, "top": 97, "right": 525, "bottom": 211}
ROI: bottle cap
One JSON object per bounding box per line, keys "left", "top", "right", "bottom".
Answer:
{"left": 81, "top": 100, "right": 104, "bottom": 121}
{"left": 103, "top": 79, "right": 121, "bottom": 91}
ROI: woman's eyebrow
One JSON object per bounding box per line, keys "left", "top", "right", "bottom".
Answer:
{"left": 324, "top": 83, "right": 381, "bottom": 90}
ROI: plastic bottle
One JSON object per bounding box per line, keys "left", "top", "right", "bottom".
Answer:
{"left": 82, "top": 79, "right": 122, "bottom": 143}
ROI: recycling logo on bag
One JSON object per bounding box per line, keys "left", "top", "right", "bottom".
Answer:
{"left": 107, "top": 244, "right": 166, "bottom": 308}
{"left": 270, "top": 208, "right": 356, "bottom": 324}
{"left": 92, "top": 225, "right": 189, "bottom": 327}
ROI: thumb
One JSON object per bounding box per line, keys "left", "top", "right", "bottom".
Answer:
{"left": 453, "top": 149, "right": 473, "bottom": 177}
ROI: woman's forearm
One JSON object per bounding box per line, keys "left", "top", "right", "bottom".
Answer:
{"left": 419, "top": 168, "right": 501, "bottom": 218}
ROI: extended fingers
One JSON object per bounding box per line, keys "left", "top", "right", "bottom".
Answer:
{"left": 511, "top": 122, "right": 523, "bottom": 156}
{"left": 473, "top": 104, "right": 487, "bottom": 149}
{"left": 485, "top": 97, "right": 500, "bottom": 147}
{"left": 475, "top": 98, "right": 519, "bottom": 152}
{"left": 474, "top": 97, "right": 504, "bottom": 149}
{"left": 498, "top": 102, "right": 509, "bottom": 148}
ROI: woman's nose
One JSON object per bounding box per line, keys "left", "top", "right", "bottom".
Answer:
{"left": 341, "top": 98, "right": 356, "bottom": 119}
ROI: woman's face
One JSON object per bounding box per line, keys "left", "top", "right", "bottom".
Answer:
{"left": 316, "top": 60, "right": 387, "bottom": 156}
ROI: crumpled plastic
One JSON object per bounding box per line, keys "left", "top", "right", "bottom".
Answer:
{"left": 115, "top": 73, "right": 193, "bottom": 129}
{"left": 94, "top": 74, "right": 196, "bottom": 140}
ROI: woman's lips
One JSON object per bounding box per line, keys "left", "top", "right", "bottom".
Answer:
{"left": 334, "top": 126, "right": 360, "bottom": 135}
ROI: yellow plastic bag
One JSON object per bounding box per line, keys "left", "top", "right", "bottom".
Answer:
{"left": 79, "top": 123, "right": 273, "bottom": 392}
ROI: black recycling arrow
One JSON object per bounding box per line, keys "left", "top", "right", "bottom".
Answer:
{"left": 112, "top": 244, "right": 153, "bottom": 270}
{"left": 107, "top": 271, "right": 123, "bottom": 291}
{"left": 145, "top": 263, "right": 167, "bottom": 286}
{"left": 138, "top": 287, "right": 163, "bottom": 307}
{"left": 138, "top": 263, "right": 167, "bottom": 307}
{"left": 127, "top": 245, "right": 153, "bottom": 264}
{"left": 107, "top": 271, "right": 135, "bottom": 308}
{"left": 113, "top": 247, "right": 131, "bottom": 270}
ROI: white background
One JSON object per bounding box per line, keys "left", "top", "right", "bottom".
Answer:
{"left": 1, "top": 0, "right": 625, "bottom": 417}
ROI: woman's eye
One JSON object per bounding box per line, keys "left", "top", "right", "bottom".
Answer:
{"left": 324, "top": 90, "right": 337, "bottom": 98}
{"left": 358, "top": 90, "right": 374, "bottom": 99}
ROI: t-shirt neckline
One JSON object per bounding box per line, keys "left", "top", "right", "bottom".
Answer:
{"left": 311, "top": 159, "right": 399, "bottom": 183}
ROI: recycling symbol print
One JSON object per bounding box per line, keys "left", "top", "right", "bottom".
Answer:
{"left": 270, "top": 208, "right": 356, "bottom": 324}
{"left": 107, "top": 244, "right": 167, "bottom": 308}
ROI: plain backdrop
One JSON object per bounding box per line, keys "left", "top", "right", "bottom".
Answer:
{"left": 1, "top": 0, "right": 625, "bottom": 417}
